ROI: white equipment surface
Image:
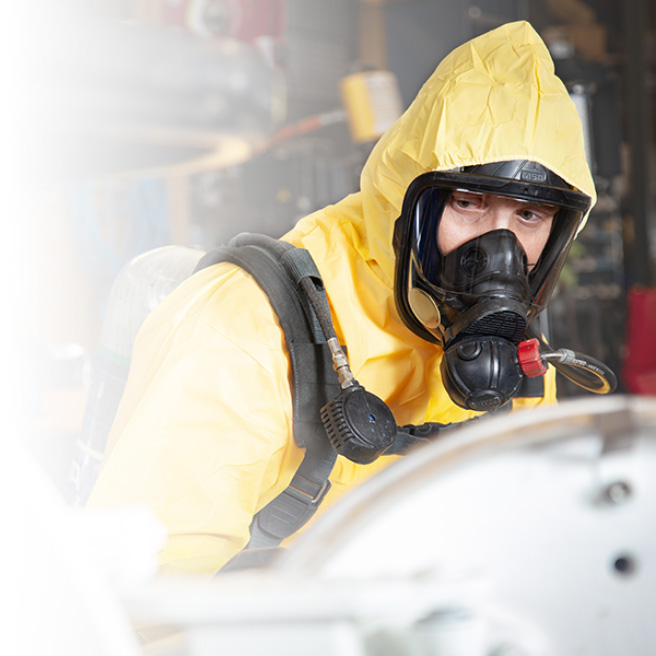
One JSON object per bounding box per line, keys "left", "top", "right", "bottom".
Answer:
{"left": 126, "top": 395, "right": 656, "bottom": 656}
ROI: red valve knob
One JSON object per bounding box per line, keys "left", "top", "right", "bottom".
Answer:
{"left": 518, "top": 338, "right": 548, "bottom": 377}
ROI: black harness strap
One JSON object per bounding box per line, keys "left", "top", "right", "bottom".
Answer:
{"left": 194, "top": 235, "right": 340, "bottom": 550}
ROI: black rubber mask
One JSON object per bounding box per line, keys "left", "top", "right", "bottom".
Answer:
{"left": 437, "top": 229, "right": 531, "bottom": 411}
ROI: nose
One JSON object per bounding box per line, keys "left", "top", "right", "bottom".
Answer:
{"left": 484, "top": 203, "right": 515, "bottom": 234}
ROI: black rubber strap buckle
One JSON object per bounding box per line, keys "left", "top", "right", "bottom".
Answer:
{"left": 253, "top": 478, "right": 332, "bottom": 543}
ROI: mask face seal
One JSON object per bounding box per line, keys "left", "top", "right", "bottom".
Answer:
{"left": 393, "top": 162, "right": 592, "bottom": 411}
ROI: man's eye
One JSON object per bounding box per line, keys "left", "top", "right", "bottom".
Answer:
{"left": 519, "top": 209, "right": 541, "bottom": 221}
{"left": 517, "top": 202, "right": 558, "bottom": 223}
{"left": 452, "top": 194, "right": 484, "bottom": 210}
{"left": 518, "top": 207, "right": 555, "bottom": 222}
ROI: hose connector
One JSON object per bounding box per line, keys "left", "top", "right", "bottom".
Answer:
{"left": 327, "top": 337, "right": 356, "bottom": 388}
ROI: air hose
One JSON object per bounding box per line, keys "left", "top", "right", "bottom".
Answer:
{"left": 521, "top": 331, "right": 617, "bottom": 395}
{"left": 541, "top": 348, "right": 617, "bottom": 394}
{"left": 228, "top": 234, "right": 395, "bottom": 464}
{"left": 229, "top": 233, "right": 355, "bottom": 386}
{"left": 250, "top": 236, "right": 398, "bottom": 464}
{"left": 294, "top": 262, "right": 398, "bottom": 464}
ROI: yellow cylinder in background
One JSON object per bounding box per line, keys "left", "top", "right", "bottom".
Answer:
{"left": 340, "top": 70, "right": 404, "bottom": 144}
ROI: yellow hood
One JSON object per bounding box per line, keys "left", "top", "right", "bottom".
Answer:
{"left": 359, "top": 20, "right": 596, "bottom": 285}
{"left": 286, "top": 19, "right": 592, "bottom": 422}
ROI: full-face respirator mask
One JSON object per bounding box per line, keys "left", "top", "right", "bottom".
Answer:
{"left": 393, "top": 160, "right": 616, "bottom": 411}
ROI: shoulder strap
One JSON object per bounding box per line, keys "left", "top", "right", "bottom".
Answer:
{"left": 195, "top": 234, "right": 341, "bottom": 551}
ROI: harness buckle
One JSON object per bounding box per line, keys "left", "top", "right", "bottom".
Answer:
{"left": 288, "top": 476, "right": 331, "bottom": 505}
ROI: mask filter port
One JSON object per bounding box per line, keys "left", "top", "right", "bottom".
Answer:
{"left": 441, "top": 336, "right": 523, "bottom": 411}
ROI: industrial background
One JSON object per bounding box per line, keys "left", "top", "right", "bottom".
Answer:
{"left": 10, "top": 0, "right": 656, "bottom": 495}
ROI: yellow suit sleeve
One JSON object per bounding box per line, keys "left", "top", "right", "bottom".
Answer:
{"left": 87, "top": 264, "right": 304, "bottom": 575}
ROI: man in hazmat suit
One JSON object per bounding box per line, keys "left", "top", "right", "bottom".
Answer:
{"left": 88, "top": 21, "right": 596, "bottom": 574}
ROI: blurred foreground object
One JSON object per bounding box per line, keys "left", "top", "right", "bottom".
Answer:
{"left": 120, "top": 395, "right": 656, "bottom": 655}
{"left": 25, "top": 6, "right": 285, "bottom": 179}
{"left": 9, "top": 396, "right": 656, "bottom": 654}
{"left": 6, "top": 439, "right": 164, "bottom": 656}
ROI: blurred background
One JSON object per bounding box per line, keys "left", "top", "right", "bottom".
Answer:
{"left": 5, "top": 0, "right": 656, "bottom": 498}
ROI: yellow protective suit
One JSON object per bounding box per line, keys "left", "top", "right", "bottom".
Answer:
{"left": 88, "top": 21, "right": 596, "bottom": 574}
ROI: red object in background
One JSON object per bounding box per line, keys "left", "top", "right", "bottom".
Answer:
{"left": 622, "top": 287, "right": 656, "bottom": 394}
{"left": 233, "top": 0, "right": 284, "bottom": 42}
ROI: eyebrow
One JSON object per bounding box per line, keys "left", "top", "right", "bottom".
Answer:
{"left": 524, "top": 202, "right": 558, "bottom": 212}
